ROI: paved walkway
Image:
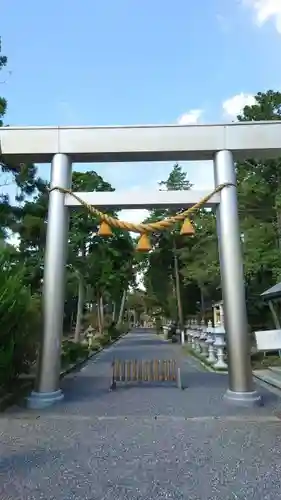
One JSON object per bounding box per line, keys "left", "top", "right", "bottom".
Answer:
{"left": 1, "top": 329, "right": 281, "bottom": 499}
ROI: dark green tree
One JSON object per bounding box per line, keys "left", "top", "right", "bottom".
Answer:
{"left": 235, "top": 90, "right": 281, "bottom": 326}
{"left": 13, "top": 169, "right": 136, "bottom": 338}
{"left": 143, "top": 163, "right": 196, "bottom": 324}
{"left": 0, "top": 37, "right": 42, "bottom": 241}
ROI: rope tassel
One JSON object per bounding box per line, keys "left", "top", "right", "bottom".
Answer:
{"left": 98, "top": 221, "right": 113, "bottom": 236}
{"left": 136, "top": 233, "right": 151, "bottom": 252}
{"left": 180, "top": 218, "right": 195, "bottom": 236}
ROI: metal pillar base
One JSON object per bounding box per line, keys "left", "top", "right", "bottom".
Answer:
{"left": 224, "top": 389, "right": 263, "bottom": 407}
{"left": 26, "top": 389, "right": 64, "bottom": 409}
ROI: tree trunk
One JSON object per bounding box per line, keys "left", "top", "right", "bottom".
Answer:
{"left": 74, "top": 273, "right": 85, "bottom": 343}
{"left": 97, "top": 294, "right": 102, "bottom": 335}
{"left": 99, "top": 294, "right": 104, "bottom": 330}
{"left": 117, "top": 289, "right": 127, "bottom": 327}
{"left": 275, "top": 168, "right": 281, "bottom": 249}
{"left": 200, "top": 285, "right": 205, "bottom": 320}
{"left": 268, "top": 300, "right": 281, "bottom": 329}
{"left": 173, "top": 239, "right": 183, "bottom": 328}
{"left": 133, "top": 309, "right": 136, "bottom": 327}
{"left": 70, "top": 311, "right": 74, "bottom": 334}
{"left": 277, "top": 209, "right": 281, "bottom": 249}
{"left": 112, "top": 301, "right": 116, "bottom": 321}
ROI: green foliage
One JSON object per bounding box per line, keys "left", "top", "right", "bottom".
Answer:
{"left": 115, "top": 321, "right": 130, "bottom": 335}
{"left": 143, "top": 164, "right": 194, "bottom": 320}
{"left": 107, "top": 321, "right": 120, "bottom": 340}
{"left": 251, "top": 351, "right": 281, "bottom": 370}
{"left": 0, "top": 38, "right": 136, "bottom": 392}
{"left": 155, "top": 316, "right": 162, "bottom": 334}
{"left": 0, "top": 251, "right": 40, "bottom": 388}
{"left": 143, "top": 90, "right": 281, "bottom": 329}
{"left": 98, "top": 334, "right": 111, "bottom": 347}
{"left": 61, "top": 340, "right": 89, "bottom": 367}
{"left": 159, "top": 163, "right": 192, "bottom": 191}
{"left": 11, "top": 169, "right": 136, "bottom": 331}
{"left": 234, "top": 90, "right": 281, "bottom": 325}
{"left": 0, "top": 37, "right": 7, "bottom": 127}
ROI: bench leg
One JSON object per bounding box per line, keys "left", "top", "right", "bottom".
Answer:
{"left": 177, "top": 367, "right": 184, "bottom": 390}
{"left": 110, "top": 379, "right": 117, "bottom": 391}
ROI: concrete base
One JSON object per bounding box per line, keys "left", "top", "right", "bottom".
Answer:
{"left": 26, "top": 389, "right": 64, "bottom": 409}
{"left": 224, "top": 389, "right": 263, "bottom": 407}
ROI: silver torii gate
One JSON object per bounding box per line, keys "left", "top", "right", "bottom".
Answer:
{"left": 2, "top": 121, "right": 280, "bottom": 408}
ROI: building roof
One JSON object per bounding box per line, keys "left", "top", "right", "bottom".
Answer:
{"left": 261, "top": 282, "right": 281, "bottom": 301}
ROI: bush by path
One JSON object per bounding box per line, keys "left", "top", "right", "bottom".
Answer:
{"left": 0, "top": 252, "right": 40, "bottom": 391}
{"left": 0, "top": 248, "right": 131, "bottom": 395}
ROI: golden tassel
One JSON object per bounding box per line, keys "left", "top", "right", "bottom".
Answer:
{"left": 98, "top": 221, "right": 113, "bottom": 236}
{"left": 136, "top": 233, "right": 151, "bottom": 252}
{"left": 180, "top": 218, "right": 195, "bottom": 236}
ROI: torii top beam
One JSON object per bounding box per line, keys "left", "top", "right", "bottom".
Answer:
{"left": 0, "top": 121, "right": 281, "bottom": 163}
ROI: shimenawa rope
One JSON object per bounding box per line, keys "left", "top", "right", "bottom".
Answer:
{"left": 48, "top": 182, "right": 234, "bottom": 234}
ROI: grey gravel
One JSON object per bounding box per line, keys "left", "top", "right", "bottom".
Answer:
{"left": 1, "top": 329, "right": 281, "bottom": 499}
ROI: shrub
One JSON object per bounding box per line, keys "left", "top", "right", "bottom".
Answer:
{"left": 155, "top": 317, "right": 163, "bottom": 334}
{"left": 0, "top": 253, "right": 41, "bottom": 389}
{"left": 107, "top": 321, "right": 122, "bottom": 340}
{"left": 61, "top": 340, "right": 89, "bottom": 367}
{"left": 98, "top": 334, "right": 111, "bottom": 347}
{"left": 167, "top": 323, "right": 177, "bottom": 340}
{"left": 117, "top": 321, "right": 130, "bottom": 335}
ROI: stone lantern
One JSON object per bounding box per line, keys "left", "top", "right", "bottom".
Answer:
{"left": 213, "top": 321, "right": 228, "bottom": 370}
{"left": 205, "top": 320, "right": 216, "bottom": 364}
{"left": 199, "top": 320, "right": 208, "bottom": 357}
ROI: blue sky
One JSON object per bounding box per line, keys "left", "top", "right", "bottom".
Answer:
{"left": 1, "top": 0, "right": 281, "bottom": 223}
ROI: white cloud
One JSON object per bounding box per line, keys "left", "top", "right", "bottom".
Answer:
{"left": 118, "top": 209, "right": 149, "bottom": 242}
{"left": 177, "top": 109, "right": 203, "bottom": 125}
{"left": 176, "top": 109, "right": 214, "bottom": 190}
{"left": 245, "top": 0, "right": 281, "bottom": 33}
{"left": 119, "top": 209, "right": 149, "bottom": 226}
{"left": 183, "top": 161, "right": 214, "bottom": 190}
{"left": 222, "top": 92, "right": 256, "bottom": 119}
{"left": 216, "top": 13, "right": 231, "bottom": 33}
{"left": 117, "top": 184, "right": 150, "bottom": 236}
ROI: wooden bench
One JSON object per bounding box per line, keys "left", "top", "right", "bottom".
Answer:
{"left": 110, "top": 359, "right": 183, "bottom": 390}
{"left": 254, "top": 329, "right": 281, "bottom": 353}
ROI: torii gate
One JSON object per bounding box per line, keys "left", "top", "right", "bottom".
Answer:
{"left": 1, "top": 121, "right": 279, "bottom": 409}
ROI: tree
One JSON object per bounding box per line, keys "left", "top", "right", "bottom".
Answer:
{"left": 179, "top": 210, "right": 220, "bottom": 318}
{"left": 0, "top": 36, "right": 137, "bottom": 391}
{"left": 237, "top": 91, "right": 281, "bottom": 246}
{"left": 0, "top": 37, "right": 42, "bottom": 241}
{"left": 142, "top": 164, "right": 196, "bottom": 324}
{"left": 66, "top": 171, "right": 115, "bottom": 339}
{"left": 66, "top": 171, "right": 136, "bottom": 338}
{"left": 0, "top": 37, "right": 43, "bottom": 389}
{"left": 142, "top": 95, "right": 281, "bottom": 329}
{"left": 0, "top": 37, "right": 7, "bottom": 128}
{"left": 234, "top": 90, "right": 281, "bottom": 325}
{"left": 178, "top": 90, "right": 281, "bottom": 327}
{"left": 13, "top": 168, "right": 137, "bottom": 338}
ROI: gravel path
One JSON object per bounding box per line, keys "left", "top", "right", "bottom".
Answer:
{"left": 1, "top": 329, "right": 281, "bottom": 499}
